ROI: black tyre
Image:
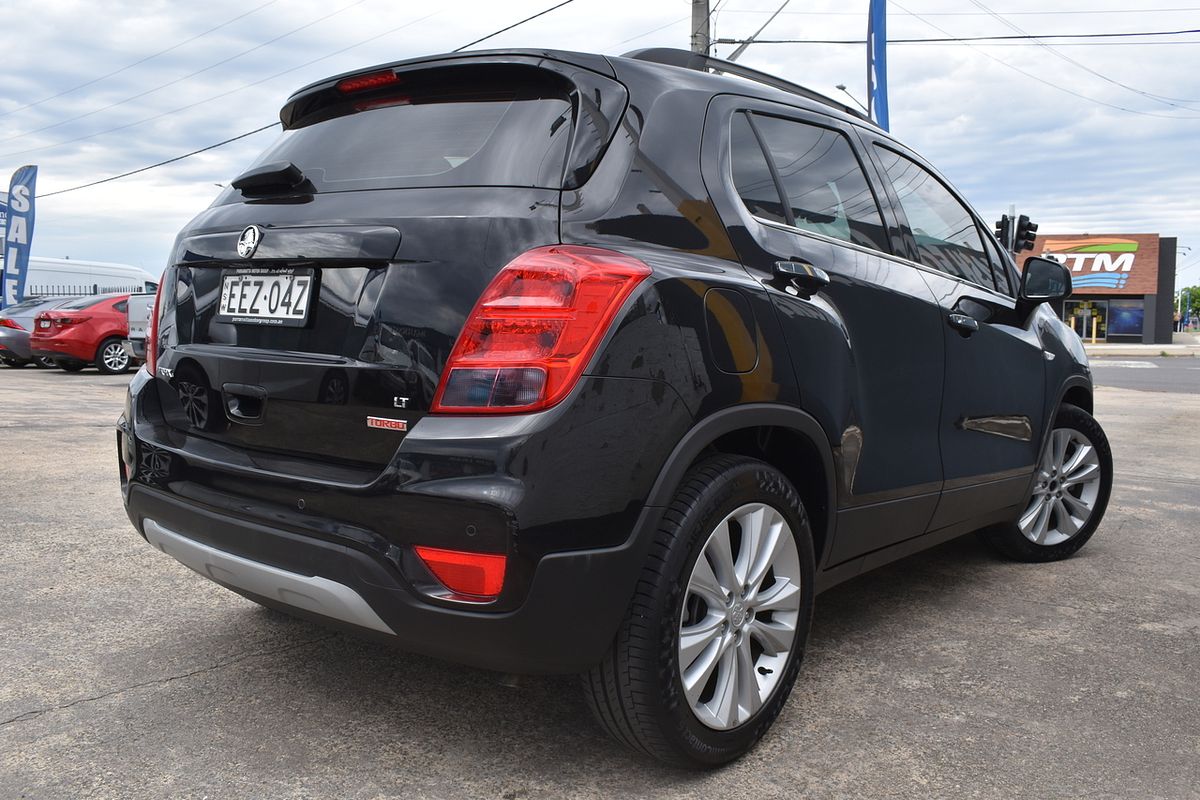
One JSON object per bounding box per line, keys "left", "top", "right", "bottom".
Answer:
{"left": 2, "top": 357, "right": 30, "bottom": 368}
{"left": 58, "top": 362, "right": 86, "bottom": 373}
{"left": 582, "top": 455, "right": 815, "bottom": 767}
{"left": 34, "top": 356, "right": 57, "bottom": 369}
{"left": 95, "top": 337, "right": 130, "bottom": 374}
{"left": 980, "top": 404, "right": 1112, "bottom": 562}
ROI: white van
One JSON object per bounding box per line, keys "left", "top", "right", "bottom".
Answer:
{"left": 17, "top": 256, "right": 157, "bottom": 298}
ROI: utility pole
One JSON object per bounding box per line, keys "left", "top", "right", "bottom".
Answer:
{"left": 691, "top": 0, "right": 710, "bottom": 55}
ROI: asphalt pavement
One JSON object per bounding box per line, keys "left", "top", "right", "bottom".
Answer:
{"left": 1, "top": 368, "right": 1198, "bottom": 799}
{"left": 1091, "top": 355, "right": 1200, "bottom": 393}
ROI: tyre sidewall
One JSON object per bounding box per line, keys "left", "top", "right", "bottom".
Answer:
{"left": 654, "top": 460, "right": 816, "bottom": 765}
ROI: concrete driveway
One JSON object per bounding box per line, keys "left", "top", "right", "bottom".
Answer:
{"left": 1, "top": 369, "right": 1197, "bottom": 799}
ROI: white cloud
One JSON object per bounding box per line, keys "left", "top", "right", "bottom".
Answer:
{"left": 1, "top": 0, "right": 1198, "bottom": 280}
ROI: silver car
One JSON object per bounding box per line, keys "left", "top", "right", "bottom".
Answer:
{"left": 0, "top": 296, "right": 81, "bottom": 368}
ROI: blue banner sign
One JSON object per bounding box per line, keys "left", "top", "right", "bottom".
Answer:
{"left": 2, "top": 165, "right": 37, "bottom": 309}
{"left": 867, "top": 0, "right": 890, "bottom": 131}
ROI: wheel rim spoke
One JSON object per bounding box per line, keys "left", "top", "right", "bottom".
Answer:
{"left": 707, "top": 522, "right": 738, "bottom": 595}
{"left": 748, "top": 618, "right": 792, "bottom": 656}
{"left": 679, "top": 612, "right": 725, "bottom": 669}
{"left": 707, "top": 647, "right": 740, "bottom": 728}
{"left": 1032, "top": 498, "right": 1053, "bottom": 544}
{"left": 754, "top": 577, "right": 801, "bottom": 614}
{"left": 1053, "top": 498, "right": 1080, "bottom": 536}
{"left": 735, "top": 634, "right": 761, "bottom": 720}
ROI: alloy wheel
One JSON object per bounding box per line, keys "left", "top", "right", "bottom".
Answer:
{"left": 1020, "top": 428, "right": 1103, "bottom": 546}
{"left": 678, "top": 502, "right": 802, "bottom": 731}
{"left": 102, "top": 342, "right": 130, "bottom": 372}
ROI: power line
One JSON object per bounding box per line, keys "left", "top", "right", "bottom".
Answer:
{"left": 0, "top": 0, "right": 283, "bottom": 121}
{"left": 453, "top": 0, "right": 576, "bottom": 51}
{"left": 0, "top": 0, "right": 371, "bottom": 147}
{"left": 888, "top": 0, "right": 1200, "bottom": 120}
{"left": 0, "top": 8, "right": 443, "bottom": 161}
{"left": 965, "top": 0, "right": 1200, "bottom": 107}
{"left": 719, "top": 6, "right": 1200, "bottom": 16}
{"left": 717, "top": 27, "right": 1200, "bottom": 45}
{"left": 36, "top": 0, "right": 581, "bottom": 199}
{"left": 38, "top": 123, "right": 282, "bottom": 198}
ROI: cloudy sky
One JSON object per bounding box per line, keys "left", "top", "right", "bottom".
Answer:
{"left": 1, "top": 0, "right": 1198, "bottom": 284}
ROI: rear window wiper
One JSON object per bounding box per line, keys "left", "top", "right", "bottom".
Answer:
{"left": 231, "top": 161, "right": 315, "bottom": 198}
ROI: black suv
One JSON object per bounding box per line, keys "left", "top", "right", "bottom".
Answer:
{"left": 118, "top": 48, "right": 1112, "bottom": 766}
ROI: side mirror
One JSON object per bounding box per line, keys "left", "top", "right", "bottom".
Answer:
{"left": 1019, "top": 256, "right": 1072, "bottom": 303}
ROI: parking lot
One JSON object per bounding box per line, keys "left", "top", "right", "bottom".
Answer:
{"left": 1, "top": 365, "right": 1197, "bottom": 799}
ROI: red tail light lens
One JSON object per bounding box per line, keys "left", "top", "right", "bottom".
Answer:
{"left": 144, "top": 276, "right": 165, "bottom": 374}
{"left": 336, "top": 70, "right": 401, "bottom": 93}
{"left": 55, "top": 316, "right": 90, "bottom": 326}
{"left": 0, "top": 318, "right": 23, "bottom": 330}
{"left": 413, "top": 546, "right": 507, "bottom": 598}
{"left": 431, "top": 245, "right": 651, "bottom": 414}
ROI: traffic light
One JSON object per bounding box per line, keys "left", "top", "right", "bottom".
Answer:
{"left": 1015, "top": 214, "right": 1039, "bottom": 252}
{"left": 995, "top": 215, "right": 1012, "bottom": 250}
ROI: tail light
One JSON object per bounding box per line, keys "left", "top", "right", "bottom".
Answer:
{"left": 0, "top": 318, "right": 22, "bottom": 330}
{"left": 414, "top": 546, "right": 507, "bottom": 599}
{"left": 431, "top": 245, "right": 651, "bottom": 414}
{"left": 144, "top": 276, "right": 165, "bottom": 374}
{"left": 55, "top": 316, "right": 90, "bottom": 325}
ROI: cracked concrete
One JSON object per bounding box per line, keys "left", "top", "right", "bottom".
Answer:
{"left": 1, "top": 370, "right": 1197, "bottom": 799}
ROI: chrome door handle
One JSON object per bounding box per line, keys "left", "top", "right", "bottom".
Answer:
{"left": 773, "top": 260, "right": 830, "bottom": 297}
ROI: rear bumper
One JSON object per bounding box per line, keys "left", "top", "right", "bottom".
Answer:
{"left": 123, "top": 338, "right": 146, "bottom": 359}
{"left": 118, "top": 367, "right": 691, "bottom": 674}
{"left": 31, "top": 340, "right": 93, "bottom": 362}
{"left": 0, "top": 328, "right": 31, "bottom": 359}
{"left": 125, "top": 480, "right": 659, "bottom": 674}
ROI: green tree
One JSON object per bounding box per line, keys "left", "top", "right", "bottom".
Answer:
{"left": 1177, "top": 286, "right": 1200, "bottom": 324}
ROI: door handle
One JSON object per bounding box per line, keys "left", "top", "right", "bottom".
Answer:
{"left": 773, "top": 260, "right": 830, "bottom": 297}
{"left": 948, "top": 313, "right": 980, "bottom": 336}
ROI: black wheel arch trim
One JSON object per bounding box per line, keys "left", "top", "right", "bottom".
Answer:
{"left": 643, "top": 402, "right": 837, "bottom": 567}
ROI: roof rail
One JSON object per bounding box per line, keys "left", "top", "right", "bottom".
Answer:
{"left": 621, "top": 47, "right": 876, "bottom": 127}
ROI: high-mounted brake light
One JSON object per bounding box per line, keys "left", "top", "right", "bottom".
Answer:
{"left": 431, "top": 245, "right": 652, "bottom": 414}
{"left": 414, "top": 546, "right": 507, "bottom": 598}
{"left": 144, "top": 276, "right": 165, "bottom": 374}
{"left": 336, "top": 70, "right": 402, "bottom": 93}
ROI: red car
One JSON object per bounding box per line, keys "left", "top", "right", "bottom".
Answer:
{"left": 31, "top": 293, "right": 133, "bottom": 374}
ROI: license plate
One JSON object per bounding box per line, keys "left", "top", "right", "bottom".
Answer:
{"left": 217, "top": 267, "right": 315, "bottom": 327}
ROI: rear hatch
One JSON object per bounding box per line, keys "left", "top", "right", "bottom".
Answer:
{"left": 154, "top": 57, "right": 626, "bottom": 474}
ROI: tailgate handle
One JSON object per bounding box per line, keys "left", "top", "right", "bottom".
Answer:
{"left": 223, "top": 383, "right": 267, "bottom": 424}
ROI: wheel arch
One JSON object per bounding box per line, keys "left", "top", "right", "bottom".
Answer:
{"left": 645, "top": 404, "right": 837, "bottom": 569}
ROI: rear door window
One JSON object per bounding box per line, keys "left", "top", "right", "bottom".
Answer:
{"left": 874, "top": 146, "right": 996, "bottom": 289}
{"left": 741, "top": 114, "right": 889, "bottom": 253}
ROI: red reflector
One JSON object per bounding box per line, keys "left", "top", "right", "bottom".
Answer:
{"left": 414, "top": 546, "right": 506, "bottom": 598}
{"left": 431, "top": 245, "right": 652, "bottom": 414}
{"left": 336, "top": 70, "right": 402, "bottom": 93}
{"left": 0, "top": 318, "right": 23, "bottom": 330}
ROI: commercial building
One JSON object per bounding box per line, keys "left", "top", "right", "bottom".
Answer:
{"left": 1028, "top": 233, "right": 1176, "bottom": 344}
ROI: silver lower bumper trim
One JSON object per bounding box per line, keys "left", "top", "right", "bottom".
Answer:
{"left": 143, "top": 519, "right": 395, "bottom": 635}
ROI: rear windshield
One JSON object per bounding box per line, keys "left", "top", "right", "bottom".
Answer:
{"left": 243, "top": 67, "right": 574, "bottom": 194}
{"left": 2, "top": 297, "right": 55, "bottom": 314}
